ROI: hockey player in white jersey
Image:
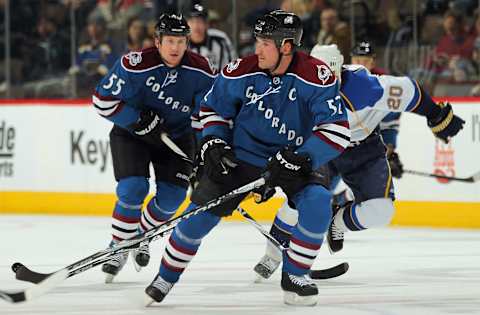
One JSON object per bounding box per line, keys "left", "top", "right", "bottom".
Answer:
{"left": 253, "top": 44, "right": 465, "bottom": 280}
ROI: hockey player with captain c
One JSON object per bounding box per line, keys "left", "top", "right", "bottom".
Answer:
{"left": 254, "top": 44, "right": 465, "bottom": 280}
{"left": 143, "top": 10, "right": 351, "bottom": 307}
{"left": 92, "top": 13, "right": 216, "bottom": 282}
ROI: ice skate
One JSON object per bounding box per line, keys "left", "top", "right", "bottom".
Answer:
{"left": 102, "top": 250, "right": 128, "bottom": 283}
{"left": 254, "top": 255, "right": 281, "bottom": 282}
{"left": 144, "top": 274, "right": 174, "bottom": 306}
{"left": 131, "top": 240, "right": 150, "bottom": 272}
{"left": 281, "top": 272, "right": 318, "bottom": 306}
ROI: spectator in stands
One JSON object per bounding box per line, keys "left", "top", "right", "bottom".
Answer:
{"left": 70, "top": 14, "right": 117, "bottom": 96}
{"left": 28, "top": 16, "right": 70, "bottom": 81}
{"left": 0, "top": 0, "right": 39, "bottom": 91}
{"left": 350, "top": 41, "right": 387, "bottom": 75}
{"left": 301, "top": 0, "right": 332, "bottom": 50}
{"left": 469, "top": 38, "right": 480, "bottom": 95}
{"left": 431, "top": 10, "right": 475, "bottom": 78}
{"left": 119, "top": 16, "right": 147, "bottom": 54}
{"left": 470, "top": 11, "right": 480, "bottom": 37}
{"left": 316, "top": 7, "right": 351, "bottom": 62}
{"left": 186, "top": 4, "right": 236, "bottom": 71}
{"left": 91, "top": 0, "right": 149, "bottom": 33}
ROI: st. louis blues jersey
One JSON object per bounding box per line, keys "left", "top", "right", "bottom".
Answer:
{"left": 340, "top": 65, "right": 421, "bottom": 142}
{"left": 92, "top": 48, "right": 216, "bottom": 138}
{"left": 380, "top": 112, "right": 401, "bottom": 147}
{"left": 200, "top": 52, "right": 351, "bottom": 169}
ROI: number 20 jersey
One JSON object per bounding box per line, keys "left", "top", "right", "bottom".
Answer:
{"left": 340, "top": 65, "right": 422, "bottom": 142}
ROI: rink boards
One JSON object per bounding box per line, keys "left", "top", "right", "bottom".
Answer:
{"left": 1, "top": 98, "right": 480, "bottom": 228}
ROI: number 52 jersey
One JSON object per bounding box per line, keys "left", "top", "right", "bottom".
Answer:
{"left": 200, "top": 52, "right": 351, "bottom": 169}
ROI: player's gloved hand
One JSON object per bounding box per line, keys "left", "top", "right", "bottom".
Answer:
{"left": 427, "top": 102, "right": 465, "bottom": 143}
{"left": 255, "top": 148, "right": 312, "bottom": 202}
{"left": 128, "top": 110, "right": 166, "bottom": 146}
{"left": 387, "top": 151, "right": 404, "bottom": 178}
{"left": 200, "top": 136, "right": 238, "bottom": 183}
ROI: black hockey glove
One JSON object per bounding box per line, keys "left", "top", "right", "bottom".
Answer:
{"left": 128, "top": 110, "right": 166, "bottom": 146}
{"left": 427, "top": 102, "right": 464, "bottom": 143}
{"left": 200, "top": 136, "right": 238, "bottom": 183}
{"left": 256, "top": 148, "right": 312, "bottom": 202}
{"left": 387, "top": 151, "right": 404, "bottom": 178}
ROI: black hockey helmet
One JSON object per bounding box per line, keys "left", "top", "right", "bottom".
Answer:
{"left": 155, "top": 13, "right": 191, "bottom": 37}
{"left": 351, "top": 41, "right": 375, "bottom": 56}
{"left": 187, "top": 4, "right": 208, "bottom": 20}
{"left": 254, "top": 10, "right": 303, "bottom": 48}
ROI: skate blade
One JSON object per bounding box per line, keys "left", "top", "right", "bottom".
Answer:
{"left": 131, "top": 254, "right": 142, "bottom": 272}
{"left": 253, "top": 264, "right": 273, "bottom": 281}
{"left": 253, "top": 273, "right": 265, "bottom": 283}
{"left": 105, "top": 274, "right": 115, "bottom": 284}
{"left": 283, "top": 292, "right": 318, "bottom": 306}
{"left": 144, "top": 295, "right": 155, "bottom": 307}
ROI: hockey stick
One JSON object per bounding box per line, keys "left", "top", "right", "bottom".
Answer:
{"left": 160, "top": 132, "right": 194, "bottom": 165}
{"left": 12, "top": 177, "right": 266, "bottom": 285}
{"left": 404, "top": 169, "right": 480, "bottom": 183}
{"left": 159, "top": 136, "right": 348, "bottom": 279}
{"left": 13, "top": 227, "right": 172, "bottom": 284}
{"left": 0, "top": 269, "right": 68, "bottom": 303}
{"left": 237, "top": 207, "right": 349, "bottom": 280}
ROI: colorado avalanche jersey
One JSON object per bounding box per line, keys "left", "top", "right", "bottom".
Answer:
{"left": 200, "top": 52, "right": 351, "bottom": 169}
{"left": 92, "top": 48, "right": 216, "bottom": 138}
{"left": 340, "top": 65, "right": 421, "bottom": 142}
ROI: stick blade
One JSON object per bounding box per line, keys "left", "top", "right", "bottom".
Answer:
{"left": 13, "top": 263, "right": 51, "bottom": 284}
{"left": 0, "top": 269, "right": 68, "bottom": 303}
{"left": 309, "top": 262, "right": 349, "bottom": 280}
{"left": 470, "top": 170, "right": 480, "bottom": 183}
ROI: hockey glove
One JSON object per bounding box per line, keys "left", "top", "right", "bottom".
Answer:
{"left": 387, "top": 151, "right": 404, "bottom": 178}
{"left": 128, "top": 110, "right": 166, "bottom": 146}
{"left": 200, "top": 136, "right": 238, "bottom": 183}
{"left": 256, "top": 148, "right": 312, "bottom": 202}
{"left": 427, "top": 102, "right": 464, "bottom": 143}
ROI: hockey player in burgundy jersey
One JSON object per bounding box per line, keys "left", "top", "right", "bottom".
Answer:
{"left": 253, "top": 44, "right": 465, "bottom": 281}
{"left": 92, "top": 13, "right": 215, "bottom": 282}
{"left": 144, "top": 11, "right": 350, "bottom": 306}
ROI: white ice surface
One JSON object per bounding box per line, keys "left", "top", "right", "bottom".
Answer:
{"left": 1, "top": 215, "right": 480, "bottom": 315}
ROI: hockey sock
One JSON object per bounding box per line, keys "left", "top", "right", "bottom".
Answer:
{"left": 159, "top": 204, "right": 221, "bottom": 283}
{"left": 334, "top": 202, "right": 365, "bottom": 232}
{"left": 334, "top": 198, "right": 394, "bottom": 231}
{"left": 266, "top": 200, "right": 299, "bottom": 260}
{"left": 112, "top": 177, "right": 148, "bottom": 241}
{"left": 140, "top": 181, "right": 187, "bottom": 233}
{"left": 283, "top": 185, "right": 330, "bottom": 276}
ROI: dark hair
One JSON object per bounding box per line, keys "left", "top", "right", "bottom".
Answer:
{"left": 444, "top": 10, "right": 463, "bottom": 25}
{"left": 127, "top": 17, "right": 146, "bottom": 45}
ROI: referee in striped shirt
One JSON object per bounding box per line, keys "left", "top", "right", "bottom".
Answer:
{"left": 186, "top": 4, "right": 237, "bottom": 72}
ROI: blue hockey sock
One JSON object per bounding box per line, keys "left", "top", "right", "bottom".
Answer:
{"left": 158, "top": 204, "right": 221, "bottom": 283}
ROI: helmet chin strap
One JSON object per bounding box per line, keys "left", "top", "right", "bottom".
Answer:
{"left": 271, "top": 40, "right": 293, "bottom": 74}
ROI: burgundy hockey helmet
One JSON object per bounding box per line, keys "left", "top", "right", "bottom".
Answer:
{"left": 254, "top": 10, "right": 303, "bottom": 48}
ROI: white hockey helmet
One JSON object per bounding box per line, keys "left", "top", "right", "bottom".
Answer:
{"left": 310, "top": 44, "right": 344, "bottom": 79}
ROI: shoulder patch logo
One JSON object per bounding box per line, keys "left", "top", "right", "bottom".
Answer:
{"left": 284, "top": 16, "right": 294, "bottom": 24}
{"left": 126, "top": 51, "right": 143, "bottom": 67}
{"left": 226, "top": 58, "right": 242, "bottom": 73}
{"left": 317, "top": 64, "right": 332, "bottom": 84}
